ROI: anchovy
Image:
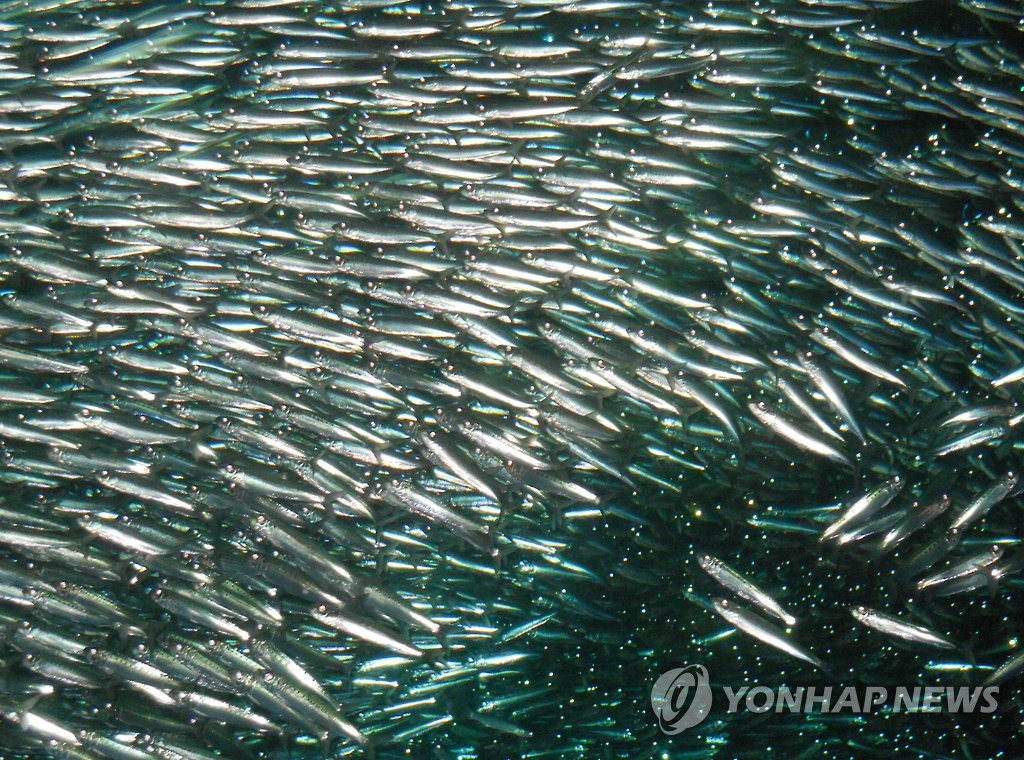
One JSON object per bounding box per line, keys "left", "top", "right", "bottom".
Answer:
{"left": 698, "top": 554, "right": 797, "bottom": 626}
{"left": 850, "top": 606, "right": 956, "bottom": 649}
{"left": 0, "top": 0, "right": 1021, "bottom": 756}
{"left": 749, "top": 400, "right": 852, "bottom": 465}
{"left": 949, "top": 472, "right": 1020, "bottom": 532}
{"left": 712, "top": 598, "right": 827, "bottom": 672}
{"left": 822, "top": 476, "right": 904, "bottom": 541}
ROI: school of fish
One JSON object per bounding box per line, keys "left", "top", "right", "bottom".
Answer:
{"left": 1, "top": 0, "right": 1023, "bottom": 756}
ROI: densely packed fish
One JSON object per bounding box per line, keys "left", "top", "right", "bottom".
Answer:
{"left": 0, "top": 0, "right": 1022, "bottom": 756}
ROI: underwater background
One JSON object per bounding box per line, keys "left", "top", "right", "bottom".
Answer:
{"left": 1, "top": 0, "right": 1023, "bottom": 757}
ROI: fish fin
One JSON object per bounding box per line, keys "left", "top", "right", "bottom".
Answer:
{"left": 509, "top": 137, "right": 530, "bottom": 168}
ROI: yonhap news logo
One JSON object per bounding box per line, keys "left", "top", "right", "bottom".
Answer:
{"left": 651, "top": 665, "right": 1000, "bottom": 734}
{"left": 649, "top": 665, "right": 713, "bottom": 734}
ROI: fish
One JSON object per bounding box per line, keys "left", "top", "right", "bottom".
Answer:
{"left": 711, "top": 598, "right": 828, "bottom": 672}
{"left": 822, "top": 476, "right": 905, "bottom": 542}
{"left": 949, "top": 472, "right": 1020, "bottom": 532}
{"left": 0, "top": 0, "right": 1021, "bottom": 756}
{"left": 698, "top": 554, "right": 798, "bottom": 627}
{"left": 749, "top": 400, "right": 853, "bottom": 465}
{"left": 849, "top": 607, "right": 957, "bottom": 650}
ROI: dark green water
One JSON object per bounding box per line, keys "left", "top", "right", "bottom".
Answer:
{"left": 0, "top": 0, "right": 1022, "bottom": 757}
